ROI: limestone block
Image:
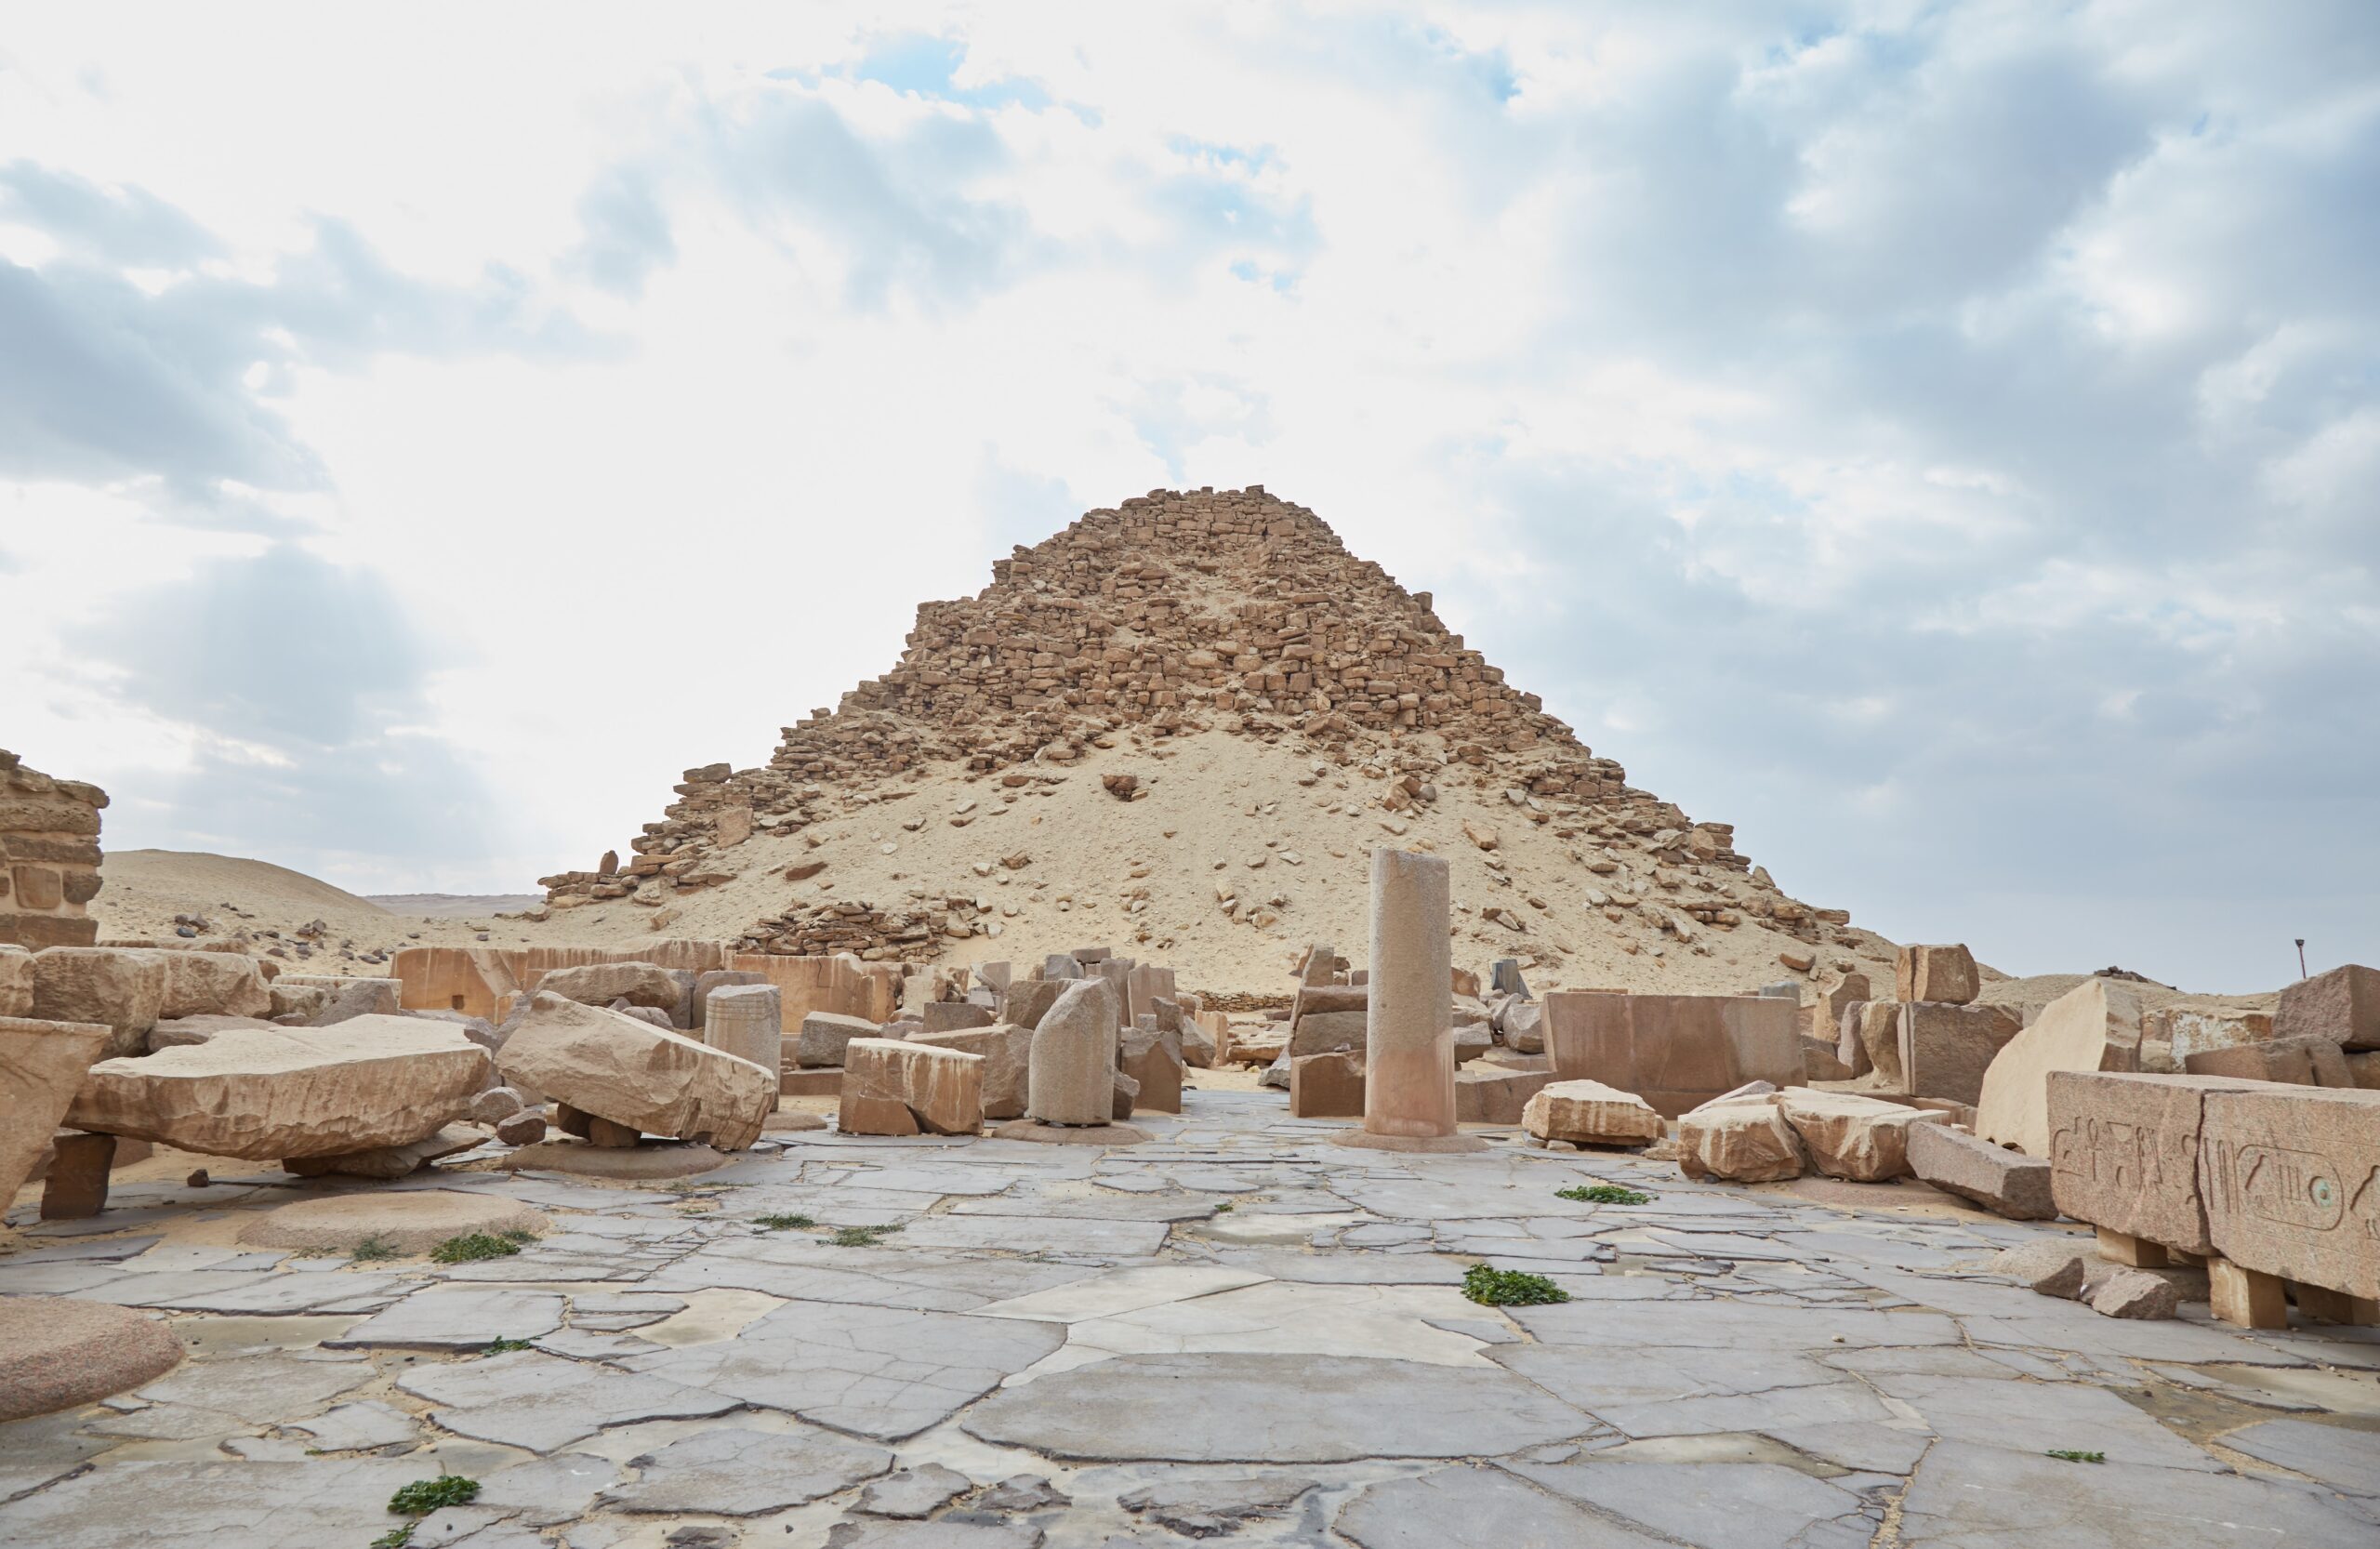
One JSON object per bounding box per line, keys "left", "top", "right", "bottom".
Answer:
{"left": 284, "top": 1122, "right": 482, "bottom": 1179}
{"left": 1290, "top": 1009, "right": 1368, "bottom": 1058}
{"left": 1501, "top": 1000, "right": 1545, "bottom": 1055}
{"left": 2046, "top": 1071, "right": 2265, "bottom": 1255}
{"left": 1299, "top": 942, "right": 1337, "bottom": 987}
{"left": 921, "top": 1000, "right": 994, "bottom": 1034}
{"left": 1677, "top": 1094, "right": 1806, "bottom": 1183}
{"left": 1778, "top": 1087, "right": 1949, "bottom": 1182}
{"left": 2152, "top": 1007, "right": 2273, "bottom": 1062}
{"left": 270, "top": 982, "right": 331, "bottom": 1022}
{"left": 2184, "top": 1035, "right": 2355, "bottom": 1088}
{"left": 67, "top": 1019, "right": 491, "bottom": 1159}
{"left": 796, "top": 1011, "right": 881, "bottom": 1068}
{"left": 1455, "top": 1066, "right": 1553, "bottom": 1125}
{"left": 1289, "top": 1051, "right": 1365, "bottom": 1118}
{"left": 537, "top": 961, "right": 680, "bottom": 1014}
{"left": 1847, "top": 1002, "right": 1900, "bottom": 1087}
{"left": 840, "top": 1039, "right": 985, "bottom": 1136}
{"left": 1799, "top": 1036, "right": 1854, "bottom": 1083}
{"left": 1125, "top": 963, "right": 1177, "bottom": 1026}
{"left": 2202, "top": 1084, "right": 2380, "bottom": 1301}
{"left": 1832, "top": 1002, "right": 1873, "bottom": 1079}
{"left": 910, "top": 1024, "right": 1030, "bottom": 1119}
{"left": 1976, "top": 980, "right": 2142, "bottom": 1158}
{"left": 1028, "top": 977, "right": 1119, "bottom": 1126}
{"left": 1, "top": 1015, "right": 112, "bottom": 1204}
{"left": 704, "top": 984, "right": 783, "bottom": 1075}
{"left": 1, "top": 944, "right": 33, "bottom": 1018}
{"left": 296, "top": 976, "right": 403, "bottom": 1027}
{"left": 148, "top": 1013, "right": 279, "bottom": 1051}
{"left": 1118, "top": 1026, "right": 1184, "bottom": 1115}
{"left": 1520, "top": 1079, "right": 1663, "bottom": 1147}
{"left": 1295, "top": 984, "right": 1369, "bottom": 1018}
{"left": 1543, "top": 992, "right": 1802, "bottom": 1118}
{"left": 2275, "top": 962, "right": 2379, "bottom": 1051}
{"left": 155, "top": 951, "right": 271, "bottom": 1020}
{"left": 1897, "top": 1001, "right": 2022, "bottom": 1105}
{"left": 1896, "top": 944, "right": 1979, "bottom": 1006}
{"left": 497, "top": 993, "right": 773, "bottom": 1151}
{"left": 32, "top": 947, "right": 166, "bottom": 1057}
{"left": 1907, "top": 1121, "right": 2056, "bottom": 1219}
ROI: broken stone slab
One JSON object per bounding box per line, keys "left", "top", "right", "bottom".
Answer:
{"left": 797, "top": 1011, "right": 882, "bottom": 1067}
{"left": 1290, "top": 1050, "right": 1366, "bottom": 1118}
{"left": 1289, "top": 1008, "right": 1368, "bottom": 1058}
{"left": 1501, "top": 1000, "right": 1545, "bottom": 1054}
{"left": 2046, "top": 1070, "right": 2266, "bottom": 1255}
{"left": 497, "top": 992, "right": 774, "bottom": 1151}
{"left": 1776, "top": 1087, "right": 1949, "bottom": 1182}
{"left": 1677, "top": 1092, "right": 1806, "bottom": 1182}
{"left": 908, "top": 1024, "right": 1029, "bottom": 1119}
{"left": 40, "top": 1130, "right": 114, "bottom": 1218}
{"left": 1897, "top": 1001, "right": 2022, "bottom": 1105}
{"left": 999, "top": 978, "right": 1066, "bottom": 1030}
{"left": 1521, "top": 1079, "right": 1664, "bottom": 1147}
{"left": 66, "top": 1019, "right": 490, "bottom": 1159}
{"left": 1897, "top": 943, "right": 1979, "bottom": 1005}
{"left": 153, "top": 951, "right": 271, "bottom": 1022}
{"left": 1907, "top": 1121, "right": 2056, "bottom": 1219}
{"left": 1027, "top": 977, "right": 1118, "bottom": 1127}
{"left": 2202, "top": 1082, "right": 2380, "bottom": 1301}
{"left": 1454, "top": 1066, "right": 1553, "bottom": 1125}
{"left": 240, "top": 1188, "right": 549, "bottom": 1253}
{"left": 597, "top": 1425, "right": 893, "bottom": 1516}
{"left": 853, "top": 1463, "right": 972, "bottom": 1518}
{"left": 1845, "top": 1001, "right": 1900, "bottom": 1087}
{"left": 536, "top": 960, "right": 681, "bottom": 1016}
{"left": 1118, "top": 1025, "right": 1184, "bottom": 1114}
{"left": 1, "top": 1014, "right": 112, "bottom": 1205}
{"left": 2182, "top": 1034, "right": 2355, "bottom": 1087}
{"left": 1991, "top": 1238, "right": 2095, "bottom": 1298}
{"left": 31, "top": 947, "right": 166, "bottom": 1056}
{"left": 839, "top": 1039, "right": 985, "bottom": 1136}
{"left": 1543, "top": 992, "right": 1801, "bottom": 1118}
{"left": 147, "top": 1013, "right": 279, "bottom": 1051}
{"left": 2275, "top": 961, "right": 2379, "bottom": 1051}
{"left": 2089, "top": 1268, "right": 2180, "bottom": 1319}
{"left": 1976, "top": 979, "right": 2142, "bottom": 1158}
{"left": 282, "top": 1121, "right": 483, "bottom": 1179}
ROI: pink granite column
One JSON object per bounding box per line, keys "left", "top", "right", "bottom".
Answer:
{"left": 1337, "top": 847, "right": 1485, "bottom": 1152}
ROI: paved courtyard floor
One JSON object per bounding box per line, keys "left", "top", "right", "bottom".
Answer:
{"left": 4, "top": 1089, "right": 2377, "bottom": 1547}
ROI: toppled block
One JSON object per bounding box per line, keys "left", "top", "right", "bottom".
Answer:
{"left": 1290, "top": 1051, "right": 1365, "bottom": 1118}
{"left": 537, "top": 961, "right": 681, "bottom": 1016}
{"left": 1544, "top": 992, "right": 1802, "bottom": 1118}
{"left": 2184, "top": 1035, "right": 2355, "bottom": 1087}
{"left": 2202, "top": 1083, "right": 2380, "bottom": 1301}
{"left": 1118, "top": 1025, "right": 1184, "bottom": 1115}
{"left": 1896, "top": 944, "right": 1978, "bottom": 1005}
{"left": 1777, "top": 1087, "right": 1948, "bottom": 1182}
{"left": 1520, "top": 1079, "right": 1663, "bottom": 1147}
{"left": 2047, "top": 1071, "right": 2264, "bottom": 1256}
{"left": 31, "top": 947, "right": 165, "bottom": 1057}
{"left": 797, "top": 1011, "right": 881, "bottom": 1068}
{"left": 1908, "top": 1121, "right": 2056, "bottom": 1219}
{"left": 911, "top": 1024, "right": 1030, "bottom": 1119}
{"left": 1678, "top": 1093, "right": 1806, "bottom": 1182}
{"left": 1289, "top": 1009, "right": 1367, "bottom": 1059}
{"left": 2090, "top": 1268, "right": 2180, "bottom": 1320}
{"left": 840, "top": 1039, "right": 985, "bottom": 1136}
{"left": 1501, "top": 1000, "right": 1545, "bottom": 1055}
{"left": 1897, "top": 1001, "right": 2021, "bottom": 1105}
{"left": 2276, "top": 962, "right": 2379, "bottom": 1051}
{"left": 1000, "top": 980, "right": 1067, "bottom": 1031}
{"left": 1976, "top": 980, "right": 2142, "bottom": 1157}
{"left": 284, "top": 1122, "right": 482, "bottom": 1179}
{"left": 68, "top": 1019, "right": 490, "bottom": 1160}
{"left": 155, "top": 951, "right": 271, "bottom": 1021}
{"left": 1455, "top": 1066, "right": 1553, "bottom": 1125}
{"left": 497, "top": 993, "right": 774, "bottom": 1151}
{"left": 1, "top": 1015, "right": 112, "bottom": 1204}
{"left": 921, "top": 1000, "right": 994, "bottom": 1034}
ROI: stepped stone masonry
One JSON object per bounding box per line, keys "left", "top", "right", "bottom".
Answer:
{"left": 0, "top": 751, "right": 107, "bottom": 951}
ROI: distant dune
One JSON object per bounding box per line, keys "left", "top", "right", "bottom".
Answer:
{"left": 364, "top": 893, "right": 545, "bottom": 919}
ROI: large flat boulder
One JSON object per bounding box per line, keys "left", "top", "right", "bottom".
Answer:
{"left": 1520, "top": 1079, "right": 1663, "bottom": 1147}
{"left": 1, "top": 1015, "right": 112, "bottom": 1203}
{"left": 1677, "top": 1093, "right": 1806, "bottom": 1182}
{"left": 497, "top": 992, "right": 774, "bottom": 1151}
{"left": 1976, "top": 980, "right": 2142, "bottom": 1158}
{"left": 1777, "top": 1087, "right": 1947, "bottom": 1182}
{"left": 66, "top": 1019, "right": 490, "bottom": 1159}
{"left": 1907, "top": 1121, "right": 2056, "bottom": 1219}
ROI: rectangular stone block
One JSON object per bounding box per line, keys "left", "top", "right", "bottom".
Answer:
{"left": 2202, "top": 1084, "right": 2380, "bottom": 1301}
{"left": 2275, "top": 963, "right": 2379, "bottom": 1051}
{"left": 0, "top": 913, "right": 100, "bottom": 949}
{"left": 780, "top": 1067, "right": 842, "bottom": 1098}
{"left": 1908, "top": 1120, "right": 2056, "bottom": 1220}
{"left": 909, "top": 1024, "right": 1029, "bottom": 1119}
{"left": 1976, "top": 980, "right": 2140, "bottom": 1157}
{"left": 1897, "top": 1001, "right": 2021, "bottom": 1105}
{"left": 1, "top": 1015, "right": 112, "bottom": 1206}
{"left": 1543, "top": 992, "right": 1802, "bottom": 1119}
{"left": 1289, "top": 1051, "right": 1365, "bottom": 1118}
{"left": 839, "top": 1039, "right": 984, "bottom": 1137}
{"left": 2184, "top": 1036, "right": 2354, "bottom": 1088}
{"left": 0, "top": 944, "right": 31, "bottom": 1019}
{"left": 2151, "top": 1007, "right": 2274, "bottom": 1063}
{"left": 2046, "top": 1071, "right": 2265, "bottom": 1254}
{"left": 920, "top": 1000, "right": 994, "bottom": 1034}
{"left": 1834, "top": 1001, "right": 1873, "bottom": 1079}
{"left": 1455, "top": 1066, "right": 1554, "bottom": 1126}
{"left": 1897, "top": 944, "right": 1978, "bottom": 1005}
{"left": 796, "top": 1011, "right": 880, "bottom": 1067}
{"left": 1118, "top": 1026, "right": 1183, "bottom": 1115}
{"left": 1289, "top": 1009, "right": 1367, "bottom": 1058}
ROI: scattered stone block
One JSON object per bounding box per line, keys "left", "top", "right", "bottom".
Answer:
{"left": 39, "top": 1131, "right": 114, "bottom": 1219}
{"left": 921, "top": 1000, "right": 994, "bottom": 1034}
{"left": 1908, "top": 1121, "right": 2056, "bottom": 1219}
{"left": 295, "top": 975, "right": 404, "bottom": 1027}
{"left": 1777, "top": 1087, "right": 1948, "bottom": 1182}
{"left": 1000, "top": 979, "right": 1067, "bottom": 1030}
{"left": 2091, "top": 1268, "right": 2180, "bottom": 1320}
{"left": 154, "top": 950, "right": 271, "bottom": 1021}
{"left": 1677, "top": 1093, "right": 1806, "bottom": 1182}
{"left": 840, "top": 1039, "right": 985, "bottom": 1136}
{"left": 1501, "top": 1000, "right": 1545, "bottom": 1054}
{"left": 537, "top": 961, "right": 681, "bottom": 1016}
{"left": 0, "top": 1014, "right": 112, "bottom": 1205}
{"left": 1520, "top": 1079, "right": 1663, "bottom": 1147}
{"left": 1896, "top": 1001, "right": 2022, "bottom": 1105}
{"left": 68, "top": 1019, "right": 491, "bottom": 1160}
{"left": 1454, "top": 1066, "right": 1553, "bottom": 1125}
{"left": 498, "top": 993, "right": 774, "bottom": 1152}
{"left": 2183, "top": 1035, "right": 2354, "bottom": 1088}
{"left": 1112, "top": 1069, "right": 1141, "bottom": 1121}
{"left": 1543, "top": 991, "right": 1802, "bottom": 1118}
{"left": 2202, "top": 1083, "right": 2380, "bottom": 1301}
{"left": 1118, "top": 1026, "right": 1184, "bottom": 1115}
{"left": 1289, "top": 1051, "right": 1365, "bottom": 1118}
{"left": 1027, "top": 978, "right": 1118, "bottom": 1126}
{"left": 796, "top": 1011, "right": 880, "bottom": 1067}
{"left": 284, "top": 1122, "right": 482, "bottom": 1179}
{"left": 781, "top": 1068, "right": 843, "bottom": 1098}
{"left": 909, "top": 1024, "right": 1030, "bottom": 1119}
{"left": 2275, "top": 962, "right": 2379, "bottom": 1051}
{"left": 496, "top": 1109, "right": 549, "bottom": 1145}
{"left": 31, "top": 947, "right": 165, "bottom": 1057}
{"left": 1977, "top": 980, "right": 2142, "bottom": 1157}
{"left": 1289, "top": 1009, "right": 1367, "bottom": 1058}
{"left": 1897, "top": 944, "right": 1979, "bottom": 1005}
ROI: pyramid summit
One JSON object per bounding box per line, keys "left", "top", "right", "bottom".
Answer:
{"left": 539, "top": 486, "right": 1888, "bottom": 993}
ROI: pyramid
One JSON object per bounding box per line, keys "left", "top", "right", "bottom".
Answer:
{"left": 538, "top": 487, "right": 1888, "bottom": 992}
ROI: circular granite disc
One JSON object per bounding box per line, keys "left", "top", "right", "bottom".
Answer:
{"left": 238, "top": 1188, "right": 551, "bottom": 1253}
{"left": 989, "top": 1120, "right": 1151, "bottom": 1146}
{"left": 0, "top": 1296, "right": 183, "bottom": 1422}
{"left": 500, "top": 1139, "right": 728, "bottom": 1178}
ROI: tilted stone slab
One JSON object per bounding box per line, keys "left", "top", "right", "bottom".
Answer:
{"left": 66, "top": 1020, "right": 489, "bottom": 1159}
{"left": 797, "top": 1011, "right": 881, "bottom": 1067}
{"left": 498, "top": 991, "right": 774, "bottom": 1151}
{"left": 1543, "top": 992, "right": 1801, "bottom": 1118}
{"left": 1976, "top": 979, "right": 2141, "bottom": 1158}
{"left": 32, "top": 947, "right": 166, "bottom": 1057}
{"left": 1896, "top": 944, "right": 1978, "bottom": 1005}
{"left": 2202, "top": 1083, "right": 2380, "bottom": 1300}
{"left": 1, "top": 1015, "right": 111, "bottom": 1203}
{"left": 1907, "top": 1120, "right": 2056, "bottom": 1219}
{"left": 1677, "top": 1093, "right": 1806, "bottom": 1182}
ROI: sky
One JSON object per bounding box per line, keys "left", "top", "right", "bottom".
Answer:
{"left": 2, "top": 3, "right": 2373, "bottom": 995}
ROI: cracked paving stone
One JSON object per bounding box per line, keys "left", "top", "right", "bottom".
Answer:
{"left": 1897, "top": 1438, "right": 2374, "bottom": 1547}
{"left": 1866, "top": 1370, "right": 2222, "bottom": 1472}
{"left": 854, "top": 1462, "right": 973, "bottom": 1517}
{"left": 0, "top": 1411, "right": 110, "bottom": 1503}
{"left": 328, "top": 1287, "right": 565, "bottom": 1349}
{"left": 623, "top": 1298, "right": 1065, "bottom": 1440}
{"left": 963, "top": 1353, "right": 1592, "bottom": 1462}
{"left": 1505, "top": 1458, "right": 1877, "bottom": 1549}
{"left": 0, "top": 1458, "right": 439, "bottom": 1548}
{"left": 284, "top": 1398, "right": 420, "bottom": 1452}
{"left": 2220, "top": 1418, "right": 2380, "bottom": 1499}
{"left": 647, "top": 1237, "right": 1095, "bottom": 1309}
{"left": 1116, "top": 1472, "right": 1319, "bottom": 1536}
{"left": 978, "top": 1474, "right": 1070, "bottom": 1511}
{"left": 826, "top": 1520, "right": 1045, "bottom": 1548}
{"left": 81, "top": 1351, "right": 377, "bottom": 1439}
{"left": 74, "top": 1268, "right": 416, "bottom": 1314}
{"left": 398, "top": 1348, "right": 740, "bottom": 1450}
{"left": 597, "top": 1424, "right": 892, "bottom": 1515}
{"left": 1334, "top": 1463, "right": 1673, "bottom": 1548}
{"left": 477, "top": 1451, "right": 627, "bottom": 1526}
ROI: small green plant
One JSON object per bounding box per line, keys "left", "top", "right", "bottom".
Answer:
{"left": 830, "top": 1224, "right": 904, "bottom": 1247}
{"left": 430, "top": 1233, "right": 522, "bottom": 1264}
{"left": 754, "top": 1213, "right": 817, "bottom": 1230}
{"left": 1214, "top": 1201, "right": 1236, "bottom": 1212}
{"left": 2046, "top": 1449, "right": 2105, "bottom": 1464}
{"left": 483, "top": 1337, "right": 533, "bottom": 1355}
{"left": 499, "top": 1228, "right": 536, "bottom": 1243}
{"left": 350, "top": 1236, "right": 399, "bottom": 1262}
{"left": 1462, "top": 1264, "right": 1571, "bottom": 1306}
{"left": 370, "top": 1528, "right": 415, "bottom": 1549}
{"left": 1557, "top": 1184, "right": 1653, "bottom": 1206}
{"left": 388, "top": 1473, "right": 481, "bottom": 1516}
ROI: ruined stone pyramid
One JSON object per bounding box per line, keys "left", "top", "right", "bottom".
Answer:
{"left": 541, "top": 487, "right": 1882, "bottom": 990}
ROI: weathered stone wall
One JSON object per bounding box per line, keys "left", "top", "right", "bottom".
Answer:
{"left": 1, "top": 750, "right": 107, "bottom": 950}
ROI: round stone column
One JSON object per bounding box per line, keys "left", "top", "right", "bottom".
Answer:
{"left": 704, "top": 984, "right": 784, "bottom": 1078}
{"left": 1336, "top": 847, "right": 1486, "bottom": 1153}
